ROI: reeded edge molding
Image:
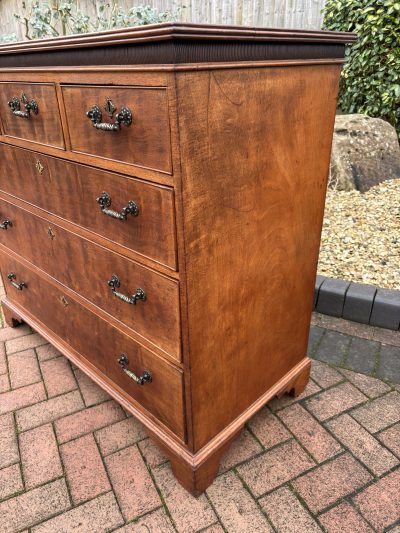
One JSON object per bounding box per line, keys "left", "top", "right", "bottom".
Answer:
{"left": 0, "top": 58, "right": 346, "bottom": 73}
{"left": 0, "top": 22, "right": 356, "bottom": 55}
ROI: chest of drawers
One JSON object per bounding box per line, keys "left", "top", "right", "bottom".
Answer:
{"left": 0, "top": 23, "right": 355, "bottom": 495}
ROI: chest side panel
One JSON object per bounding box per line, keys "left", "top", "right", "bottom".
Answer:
{"left": 176, "top": 65, "right": 341, "bottom": 450}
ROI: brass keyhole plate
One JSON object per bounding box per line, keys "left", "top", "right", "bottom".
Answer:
{"left": 35, "top": 160, "right": 44, "bottom": 175}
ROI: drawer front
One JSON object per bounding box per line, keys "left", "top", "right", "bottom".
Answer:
{"left": 0, "top": 83, "right": 65, "bottom": 149}
{"left": 0, "top": 199, "right": 181, "bottom": 360}
{"left": 0, "top": 144, "right": 177, "bottom": 270}
{"left": 62, "top": 85, "right": 172, "bottom": 173}
{"left": 0, "top": 253, "right": 185, "bottom": 438}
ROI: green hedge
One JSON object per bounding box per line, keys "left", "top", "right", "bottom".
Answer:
{"left": 323, "top": 0, "right": 400, "bottom": 136}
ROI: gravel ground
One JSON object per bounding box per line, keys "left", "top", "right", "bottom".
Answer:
{"left": 318, "top": 178, "right": 400, "bottom": 290}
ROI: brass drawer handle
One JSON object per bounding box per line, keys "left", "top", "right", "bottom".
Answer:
{"left": 0, "top": 219, "right": 12, "bottom": 230}
{"left": 86, "top": 98, "right": 132, "bottom": 131}
{"left": 7, "top": 272, "right": 27, "bottom": 290}
{"left": 108, "top": 274, "right": 146, "bottom": 305}
{"left": 118, "top": 354, "right": 151, "bottom": 385}
{"left": 8, "top": 93, "right": 39, "bottom": 119}
{"left": 96, "top": 191, "right": 139, "bottom": 220}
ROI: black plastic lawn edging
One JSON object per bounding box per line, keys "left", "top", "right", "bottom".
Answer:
{"left": 314, "top": 275, "right": 400, "bottom": 331}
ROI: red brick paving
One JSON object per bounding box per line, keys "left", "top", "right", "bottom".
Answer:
{"left": 1, "top": 323, "right": 400, "bottom": 532}
{"left": 8, "top": 349, "right": 41, "bottom": 389}
{"left": 353, "top": 469, "right": 400, "bottom": 531}
{"left": 260, "top": 486, "right": 322, "bottom": 532}
{"left": 278, "top": 403, "right": 342, "bottom": 463}
{"left": 304, "top": 381, "right": 368, "bottom": 421}
{"left": 61, "top": 433, "right": 111, "bottom": 504}
{"left": 378, "top": 423, "right": 400, "bottom": 457}
{"left": 207, "top": 471, "right": 273, "bottom": 532}
{"left": 19, "top": 423, "right": 62, "bottom": 488}
{"left": 293, "top": 453, "right": 372, "bottom": 513}
{"left": 327, "top": 414, "right": 399, "bottom": 475}
{"left": 105, "top": 445, "right": 160, "bottom": 520}
{"left": 40, "top": 356, "right": 77, "bottom": 397}
{"left": 319, "top": 501, "right": 375, "bottom": 533}
{"left": 237, "top": 440, "right": 315, "bottom": 496}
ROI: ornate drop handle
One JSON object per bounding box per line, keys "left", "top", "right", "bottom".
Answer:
{"left": 7, "top": 272, "right": 27, "bottom": 290}
{"left": 0, "top": 219, "right": 12, "bottom": 230}
{"left": 117, "top": 354, "right": 152, "bottom": 385}
{"left": 96, "top": 192, "right": 139, "bottom": 220}
{"left": 8, "top": 93, "right": 39, "bottom": 119}
{"left": 86, "top": 97, "right": 132, "bottom": 131}
{"left": 107, "top": 275, "right": 146, "bottom": 305}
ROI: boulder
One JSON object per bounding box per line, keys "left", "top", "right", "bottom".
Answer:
{"left": 329, "top": 114, "right": 400, "bottom": 192}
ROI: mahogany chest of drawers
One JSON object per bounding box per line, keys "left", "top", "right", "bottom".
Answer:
{"left": 0, "top": 23, "right": 355, "bottom": 495}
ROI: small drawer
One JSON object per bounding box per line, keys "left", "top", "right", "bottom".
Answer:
{"left": 0, "top": 82, "right": 65, "bottom": 149}
{"left": 61, "top": 85, "right": 172, "bottom": 173}
{"left": 0, "top": 143, "right": 177, "bottom": 270}
{"left": 0, "top": 253, "right": 185, "bottom": 439}
{"left": 0, "top": 198, "right": 181, "bottom": 361}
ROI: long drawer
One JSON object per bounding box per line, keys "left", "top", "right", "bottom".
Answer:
{"left": 0, "top": 198, "right": 181, "bottom": 361}
{"left": 0, "top": 252, "right": 185, "bottom": 439}
{"left": 0, "top": 82, "right": 65, "bottom": 149}
{"left": 0, "top": 143, "right": 177, "bottom": 270}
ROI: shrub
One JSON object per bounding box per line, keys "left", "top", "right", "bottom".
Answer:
{"left": 10, "top": 1, "right": 176, "bottom": 40}
{"left": 323, "top": 0, "right": 400, "bottom": 137}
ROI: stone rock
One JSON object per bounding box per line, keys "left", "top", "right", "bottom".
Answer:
{"left": 329, "top": 114, "right": 400, "bottom": 192}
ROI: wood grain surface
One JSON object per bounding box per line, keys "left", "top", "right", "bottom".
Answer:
{"left": 0, "top": 196, "right": 181, "bottom": 361}
{"left": 61, "top": 85, "right": 172, "bottom": 173}
{"left": 175, "top": 65, "right": 340, "bottom": 450}
{"left": 0, "top": 143, "right": 177, "bottom": 270}
{"left": 0, "top": 82, "right": 65, "bottom": 148}
{"left": 0, "top": 252, "right": 185, "bottom": 438}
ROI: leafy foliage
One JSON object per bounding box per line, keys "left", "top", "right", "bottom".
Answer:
{"left": 5, "top": 1, "right": 176, "bottom": 41}
{"left": 323, "top": 0, "right": 400, "bottom": 136}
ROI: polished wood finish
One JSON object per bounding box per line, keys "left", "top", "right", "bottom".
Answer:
{"left": 0, "top": 82, "right": 65, "bottom": 148}
{"left": 0, "top": 143, "right": 177, "bottom": 269}
{"left": 62, "top": 85, "right": 172, "bottom": 173}
{"left": 0, "top": 252, "right": 185, "bottom": 438}
{"left": 0, "top": 24, "right": 354, "bottom": 495}
{"left": 176, "top": 64, "right": 340, "bottom": 450}
{"left": 0, "top": 197, "right": 181, "bottom": 361}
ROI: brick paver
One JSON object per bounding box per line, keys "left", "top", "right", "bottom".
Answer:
{"left": 40, "top": 357, "right": 77, "bottom": 397}
{"left": 237, "top": 440, "right": 315, "bottom": 496}
{"left": 19, "top": 424, "right": 62, "bottom": 488}
{"left": 260, "top": 486, "right": 322, "bottom": 533}
{"left": 278, "top": 403, "right": 342, "bottom": 463}
{"left": 16, "top": 389, "right": 84, "bottom": 432}
{"left": 8, "top": 349, "right": 41, "bottom": 389}
{"left": 0, "top": 413, "right": 19, "bottom": 469}
{"left": 353, "top": 469, "right": 400, "bottom": 531}
{"left": 153, "top": 462, "right": 216, "bottom": 532}
{"left": 105, "top": 445, "right": 160, "bottom": 520}
{"left": 1, "top": 318, "right": 400, "bottom": 532}
{"left": 0, "top": 464, "right": 23, "bottom": 500}
{"left": 304, "top": 382, "right": 367, "bottom": 421}
{"left": 327, "top": 414, "right": 399, "bottom": 475}
{"left": 247, "top": 407, "right": 291, "bottom": 449}
{"left": 207, "top": 471, "right": 273, "bottom": 532}
{"left": 293, "top": 453, "right": 372, "bottom": 513}
{"left": 319, "top": 501, "right": 375, "bottom": 533}
{"left": 61, "top": 433, "right": 111, "bottom": 504}
{"left": 378, "top": 423, "right": 400, "bottom": 457}
{"left": 0, "top": 479, "right": 70, "bottom": 533}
